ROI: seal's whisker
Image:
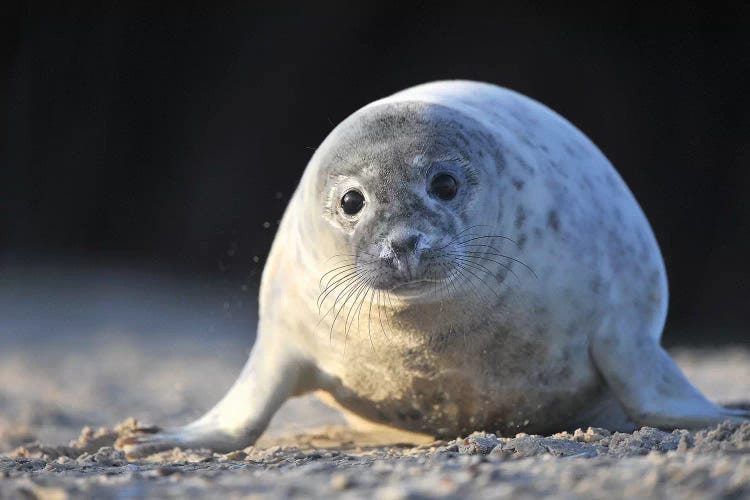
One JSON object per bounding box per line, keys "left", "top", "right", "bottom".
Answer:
{"left": 318, "top": 261, "right": 378, "bottom": 304}
{"left": 319, "top": 263, "right": 359, "bottom": 290}
{"left": 357, "top": 279, "right": 377, "bottom": 346}
{"left": 442, "top": 262, "right": 472, "bottom": 297}
{"left": 342, "top": 280, "right": 367, "bottom": 349}
{"left": 319, "top": 253, "right": 380, "bottom": 291}
{"left": 435, "top": 224, "right": 490, "bottom": 250}
{"left": 354, "top": 281, "right": 373, "bottom": 340}
{"left": 323, "top": 253, "right": 358, "bottom": 264}
{"left": 431, "top": 267, "right": 439, "bottom": 304}
{"left": 433, "top": 266, "right": 451, "bottom": 343}
{"left": 344, "top": 276, "right": 375, "bottom": 347}
{"left": 451, "top": 265, "right": 490, "bottom": 311}
{"left": 376, "top": 289, "right": 392, "bottom": 343}
{"left": 318, "top": 269, "right": 370, "bottom": 325}
{"left": 329, "top": 276, "right": 369, "bottom": 343}
{"left": 448, "top": 254, "right": 503, "bottom": 283}
{"left": 436, "top": 269, "right": 453, "bottom": 304}
{"left": 452, "top": 260, "right": 502, "bottom": 303}
{"left": 448, "top": 252, "right": 521, "bottom": 285}
{"left": 328, "top": 268, "right": 381, "bottom": 343}
{"left": 445, "top": 267, "right": 478, "bottom": 347}
{"left": 322, "top": 252, "right": 378, "bottom": 266}
{"left": 318, "top": 272, "right": 360, "bottom": 311}
{"left": 454, "top": 259, "right": 504, "bottom": 293}
{"left": 344, "top": 278, "right": 368, "bottom": 336}
{"left": 443, "top": 267, "right": 461, "bottom": 346}
{"left": 454, "top": 234, "right": 519, "bottom": 247}
{"left": 367, "top": 283, "right": 377, "bottom": 351}
{"left": 465, "top": 254, "right": 521, "bottom": 285}
{"left": 315, "top": 275, "right": 362, "bottom": 332}
{"left": 456, "top": 244, "right": 537, "bottom": 279}
{"left": 320, "top": 265, "right": 369, "bottom": 295}
{"left": 435, "top": 263, "right": 457, "bottom": 297}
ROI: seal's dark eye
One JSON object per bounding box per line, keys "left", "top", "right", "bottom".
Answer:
{"left": 341, "top": 190, "right": 365, "bottom": 215}
{"left": 430, "top": 173, "right": 458, "bottom": 200}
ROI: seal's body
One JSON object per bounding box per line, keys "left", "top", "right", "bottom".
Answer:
{"left": 122, "top": 81, "right": 748, "bottom": 455}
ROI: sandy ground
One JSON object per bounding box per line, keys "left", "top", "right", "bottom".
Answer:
{"left": 1, "top": 267, "right": 749, "bottom": 498}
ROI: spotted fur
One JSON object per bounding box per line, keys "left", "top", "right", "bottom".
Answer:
{"left": 120, "top": 81, "right": 749, "bottom": 457}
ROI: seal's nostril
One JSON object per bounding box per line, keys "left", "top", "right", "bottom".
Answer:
{"left": 390, "top": 234, "right": 421, "bottom": 258}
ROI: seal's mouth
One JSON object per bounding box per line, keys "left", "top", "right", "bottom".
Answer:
{"left": 388, "top": 278, "right": 442, "bottom": 298}
{"left": 391, "top": 279, "right": 431, "bottom": 291}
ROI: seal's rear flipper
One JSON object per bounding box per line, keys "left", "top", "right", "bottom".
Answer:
{"left": 590, "top": 334, "right": 750, "bottom": 429}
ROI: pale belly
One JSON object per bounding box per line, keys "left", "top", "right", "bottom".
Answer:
{"left": 315, "top": 316, "right": 607, "bottom": 437}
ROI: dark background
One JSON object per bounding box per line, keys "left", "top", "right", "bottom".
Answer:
{"left": 2, "top": 3, "right": 749, "bottom": 344}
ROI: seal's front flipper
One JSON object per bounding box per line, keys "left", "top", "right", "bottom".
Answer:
{"left": 590, "top": 334, "right": 749, "bottom": 429}
{"left": 118, "top": 335, "right": 317, "bottom": 457}
{"left": 117, "top": 423, "right": 244, "bottom": 457}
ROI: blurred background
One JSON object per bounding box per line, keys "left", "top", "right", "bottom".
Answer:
{"left": 1, "top": 3, "right": 749, "bottom": 454}
{"left": 2, "top": 2, "right": 749, "bottom": 355}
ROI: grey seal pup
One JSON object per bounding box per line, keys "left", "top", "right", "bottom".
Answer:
{"left": 121, "top": 80, "right": 748, "bottom": 455}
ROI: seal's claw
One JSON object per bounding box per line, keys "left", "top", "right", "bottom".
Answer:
{"left": 115, "top": 428, "right": 184, "bottom": 458}
{"left": 721, "top": 406, "right": 750, "bottom": 422}
{"left": 116, "top": 424, "right": 252, "bottom": 458}
{"left": 132, "top": 425, "right": 161, "bottom": 434}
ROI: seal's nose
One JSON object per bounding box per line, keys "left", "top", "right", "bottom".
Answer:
{"left": 390, "top": 234, "right": 421, "bottom": 260}
{"left": 382, "top": 232, "right": 424, "bottom": 279}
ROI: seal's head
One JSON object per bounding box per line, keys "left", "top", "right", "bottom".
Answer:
{"left": 312, "top": 100, "right": 507, "bottom": 302}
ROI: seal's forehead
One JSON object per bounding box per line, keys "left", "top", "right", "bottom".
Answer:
{"left": 317, "top": 100, "right": 493, "bottom": 179}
